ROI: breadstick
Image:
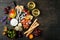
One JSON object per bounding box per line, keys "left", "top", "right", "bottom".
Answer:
{"left": 26, "top": 30, "right": 33, "bottom": 37}
{"left": 28, "top": 22, "right": 39, "bottom": 32}
{"left": 30, "top": 19, "right": 37, "bottom": 27}
{"left": 24, "top": 19, "right": 37, "bottom": 34}
{"left": 25, "top": 23, "right": 39, "bottom": 37}
{"left": 28, "top": 19, "right": 38, "bottom": 30}
{"left": 24, "top": 22, "right": 39, "bottom": 34}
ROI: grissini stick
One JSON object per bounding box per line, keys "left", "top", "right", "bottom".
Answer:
{"left": 26, "top": 30, "right": 33, "bottom": 37}
{"left": 24, "top": 19, "right": 37, "bottom": 34}
{"left": 25, "top": 22, "right": 39, "bottom": 37}
{"left": 25, "top": 22, "right": 39, "bottom": 34}
{"left": 27, "top": 22, "right": 39, "bottom": 33}
{"left": 24, "top": 22, "right": 39, "bottom": 36}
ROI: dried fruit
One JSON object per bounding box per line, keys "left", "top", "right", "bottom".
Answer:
{"left": 29, "top": 34, "right": 34, "bottom": 39}
{"left": 2, "top": 32, "right": 6, "bottom": 35}
{"left": 33, "top": 28, "right": 41, "bottom": 37}
{"left": 3, "top": 26, "right": 8, "bottom": 32}
{"left": 24, "top": 15, "right": 33, "bottom": 20}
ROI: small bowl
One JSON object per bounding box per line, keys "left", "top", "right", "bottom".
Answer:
{"left": 32, "top": 9, "right": 40, "bottom": 17}
{"left": 27, "top": 1, "right": 36, "bottom": 9}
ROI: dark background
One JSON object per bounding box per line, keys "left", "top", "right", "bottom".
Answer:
{"left": 0, "top": 0, "right": 60, "bottom": 40}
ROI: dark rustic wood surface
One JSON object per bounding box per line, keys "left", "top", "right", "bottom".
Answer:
{"left": 0, "top": 0, "right": 60, "bottom": 40}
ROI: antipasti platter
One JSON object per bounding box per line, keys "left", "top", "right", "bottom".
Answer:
{"left": 0, "top": 1, "right": 43, "bottom": 40}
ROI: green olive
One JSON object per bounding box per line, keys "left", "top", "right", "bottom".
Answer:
{"left": 7, "top": 29, "right": 16, "bottom": 38}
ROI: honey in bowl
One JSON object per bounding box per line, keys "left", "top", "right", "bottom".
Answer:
{"left": 27, "top": 1, "right": 36, "bottom": 9}
{"left": 32, "top": 9, "right": 40, "bottom": 17}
